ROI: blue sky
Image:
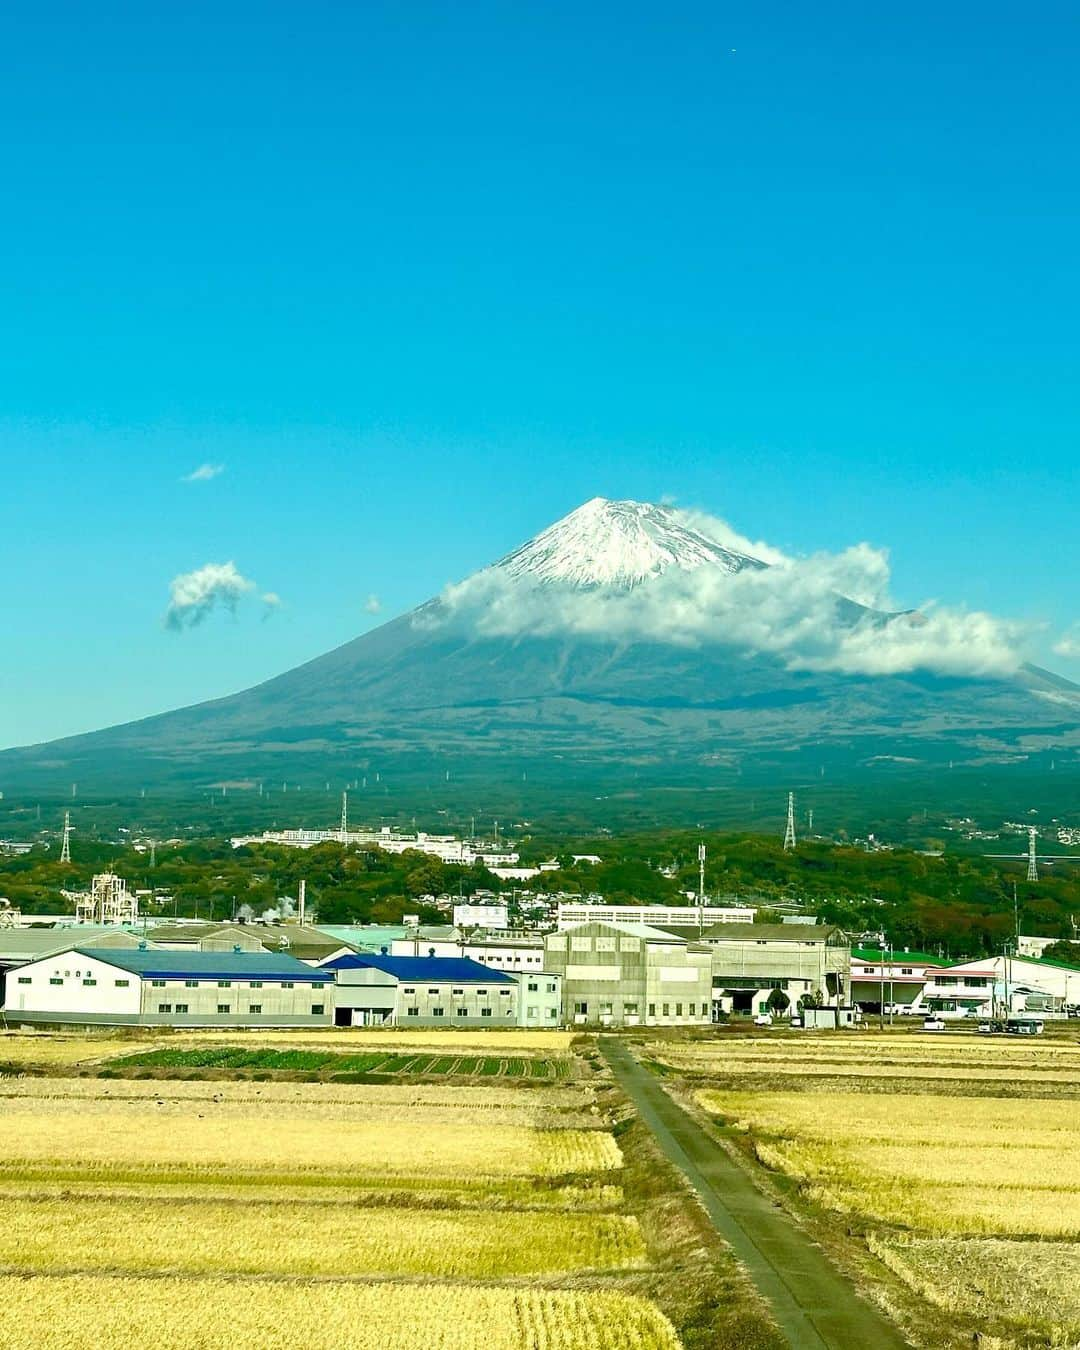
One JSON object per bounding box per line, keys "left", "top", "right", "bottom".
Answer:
{"left": 1, "top": 0, "right": 1078, "bottom": 748}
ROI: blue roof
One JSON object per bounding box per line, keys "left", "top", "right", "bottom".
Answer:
{"left": 324, "top": 953, "right": 515, "bottom": 983}
{"left": 71, "top": 947, "right": 329, "bottom": 983}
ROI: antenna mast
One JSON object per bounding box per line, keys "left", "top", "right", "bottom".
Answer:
{"left": 697, "top": 842, "right": 706, "bottom": 932}
{"left": 340, "top": 790, "right": 349, "bottom": 844}
{"left": 1027, "top": 826, "right": 1038, "bottom": 882}
{"left": 783, "top": 791, "right": 797, "bottom": 852}
{"left": 59, "top": 811, "right": 72, "bottom": 865}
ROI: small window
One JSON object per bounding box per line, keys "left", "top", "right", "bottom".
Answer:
{"left": 481, "top": 1007, "right": 492, "bottom": 1017}
{"left": 175, "top": 1003, "right": 189, "bottom": 1013}
{"left": 595, "top": 936, "right": 616, "bottom": 952}
{"left": 406, "top": 1007, "right": 419, "bottom": 1017}
{"left": 402, "top": 987, "right": 415, "bottom": 995}
{"left": 527, "top": 982, "right": 538, "bottom": 991}
{"left": 451, "top": 987, "right": 464, "bottom": 995}
{"left": 115, "top": 979, "right": 130, "bottom": 988}
{"left": 662, "top": 1003, "right": 670, "bottom": 1017}
{"left": 83, "top": 979, "right": 97, "bottom": 987}
{"left": 151, "top": 980, "right": 166, "bottom": 988}
{"left": 546, "top": 982, "right": 556, "bottom": 993}
{"left": 477, "top": 989, "right": 488, "bottom": 997}
{"left": 250, "top": 981, "right": 263, "bottom": 989}
{"left": 648, "top": 1003, "right": 656, "bottom": 1017}
{"left": 49, "top": 977, "right": 63, "bottom": 986}
{"left": 619, "top": 938, "right": 641, "bottom": 952}
{"left": 600, "top": 1001, "right": 613, "bottom": 1015}
{"left": 570, "top": 936, "right": 591, "bottom": 952}
{"left": 624, "top": 1002, "right": 638, "bottom": 1015}
{"left": 499, "top": 989, "right": 511, "bottom": 997}
{"left": 184, "top": 980, "right": 198, "bottom": 988}
{"left": 217, "top": 1004, "right": 230, "bottom": 1014}
{"left": 527, "top": 1006, "right": 538, "bottom": 1018}
{"left": 432, "top": 1007, "right": 445, "bottom": 1017}
{"left": 574, "top": 1001, "right": 588, "bottom": 1015}
{"left": 312, "top": 1004, "right": 324, "bottom": 1015}
{"left": 282, "top": 982, "right": 294, "bottom": 989}
{"left": 547, "top": 1008, "right": 557, "bottom": 1019}
{"left": 17, "top": 976, "right": 31, "bottom": 985}
{"left": 157, "top": 1003, "right": 173, "bottom": 1013}
{"left": 249, "top": 1004, "right": 262, "bottom": 1014}
{"left": 427, "top": 987, "right": 439, "bottom": 995}
{"left": 456, "top": 1007, "right": 467, "bottom": 1016}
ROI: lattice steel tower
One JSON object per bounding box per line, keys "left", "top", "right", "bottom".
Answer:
{"left": 1027, "top": 826, "right": 1039, "bottom": 882}
{"left": 340, "top": 790, "right": 349, "bottom": 843}
{"left": 59, "top": 811, "right": 71, "bottom": 864}
{"left": 783, "top": 792, "right": 797, "bottom": 851}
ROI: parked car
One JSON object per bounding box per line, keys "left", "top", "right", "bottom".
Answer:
{"left": 977, "top": 1019, "right": 1005, "bottom": 1035}
{"left": 752, "top": 1012, "right": 774, "bottom": 1027}
{"left": 922, "top": 1016, "right": 947, "bottom": 1032}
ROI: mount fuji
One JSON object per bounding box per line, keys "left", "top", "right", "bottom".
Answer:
{"left": 2, "top": 497, "right": 1077, "bottom": 805}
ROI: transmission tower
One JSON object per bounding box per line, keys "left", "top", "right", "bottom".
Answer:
{"left": 783, "top": 792, "right": 797, "bottom": 851}
{"left": 59, "top": 811, "right": 71, "bottom": 864}
{"left": 340, "top": 790, "right": 349, "bottom": 843}
{"left": 1027, "top": 826, "right": 1039, "bottom": 882}
{"left": 698, "top": 842, "right": 706, "bottom": 903}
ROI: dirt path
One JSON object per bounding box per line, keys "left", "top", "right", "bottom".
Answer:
{"left": 601, "top": 1039, "right": 910, "bottom": 1350}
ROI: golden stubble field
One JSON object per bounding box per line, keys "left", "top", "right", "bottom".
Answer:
{"left": 653, "top": 1031, "right": 1080, "bottom": 1348}
{"left": 0, "top": 1033, "right": 685, "bottom": 1350}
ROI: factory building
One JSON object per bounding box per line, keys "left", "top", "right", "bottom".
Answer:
{"left": 543, "top": 921, "right": 712, "bottom": 1028}
{"left": 659, "top": 922, "right": 852, "bottom": 1018}
{"left": 2, "top": 946, "right": 333, "bottom": 1027}
{"left": 322, "top": 952, "right": 561, "bottom": 1028}
{"left": 556, "top": 902, "right": 755, "bottom": 930}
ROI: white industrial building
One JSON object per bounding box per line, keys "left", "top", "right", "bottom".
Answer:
{"left": 321, "top": 953, "right": 561, "bottom": 1028}
{"left": 3, "top": 946, "right": 334, "bottom": 1027}
{"left": 389, "top": 928, "right": 547, "bottom": 974}
{"left": 557, "top": 902, "right": 756, "bottom": 930}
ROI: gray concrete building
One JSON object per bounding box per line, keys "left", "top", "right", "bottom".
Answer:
{"left": 543, "top": 920, "right": 712, "bottom": 1028}
{"left": 662, "top": 922, "right": 851, "bottom": 1017}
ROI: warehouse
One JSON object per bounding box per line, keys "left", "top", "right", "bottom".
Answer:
{"left": 2, "top": 945, "right": 333, "bottom": 1027}
{"left": 543, "top": 920, "right": 712, "bottom": 1028}
{"left": 659, "top": 922, "right": 852, "bottom": 1019}
{"left": 322, "top": 952, "right": 561, "bottom": 1027}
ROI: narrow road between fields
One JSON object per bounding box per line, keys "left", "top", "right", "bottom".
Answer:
{"left": 600, "top": 1039, "right": 910, "bottom": 1350}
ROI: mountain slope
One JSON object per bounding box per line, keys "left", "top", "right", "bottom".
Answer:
{"left": 2, "top": 498, "right": 1078, "bottom": 796}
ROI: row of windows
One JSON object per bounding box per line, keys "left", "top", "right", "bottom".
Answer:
{"left": 400, "top": 986, "right": 512, "bottom": 997}
{"left": 573, "top": 1000, "right": 704, "bottom": 1017}
{"left": 555, "top": 936, "right": 641, "bottom": 953}
{"left": 158, "top": 1003, "right": 326, "bottom": 1015}
{"left": 147, "top": 979, "right": 327, "bottom": 990}
{"left": 405, "top": 1007, "right": 514, "bottom": 1018}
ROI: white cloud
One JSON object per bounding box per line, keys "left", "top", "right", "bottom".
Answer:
{"left": 261, "top": 592, "right": 282, "bottom": 619}
{"left": 364, "top": 594, "right": 382, "bottom": 614}
{"left": 1053, "top": 624, "right": 1080, "bottom": 659}
{"left": 672, "top": 506, "right": 791, "bottom": 567}
{"left": 181, "top": 463, "right": 225, "bottom": 483}
{"left": 164, "top": 562, "right": 257, "bottom": 630}
{"left": 428, "top": 540, "right": 1028, "bottom": 680}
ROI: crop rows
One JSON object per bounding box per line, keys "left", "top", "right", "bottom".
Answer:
{"left": 0, "top": 1196, "right": 646, "bottom": 1279}
{"left": 0, "top": 1276, "right": 682, "bottom": 1350}
{"left": 112, "top": 1046, "right": 569, "bottom": 1078}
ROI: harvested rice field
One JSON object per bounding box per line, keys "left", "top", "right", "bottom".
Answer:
{"left": 652, "top": 1030, "right": 1080, "bottom": 1348}
{"left": 0, "top": 1276, "right": 683, "bottom": 1350}
{"left": 0, "top": 1035, "right": 747, "bottom": 1349}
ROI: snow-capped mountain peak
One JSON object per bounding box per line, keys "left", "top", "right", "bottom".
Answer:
{"left": 493, "top": 496, "right": 767, "bottom": 589}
